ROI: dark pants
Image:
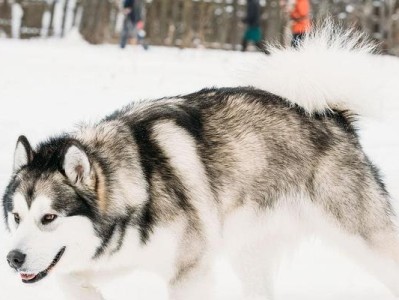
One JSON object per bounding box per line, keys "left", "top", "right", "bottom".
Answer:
{"left": 242, "top": 39, "right": 264, "bottom": 52}
{"left": 292, "top": 33, "right": 305, "bottom": 48}
{"left": 120, "top": 18, "right": 147, "bottom": 49}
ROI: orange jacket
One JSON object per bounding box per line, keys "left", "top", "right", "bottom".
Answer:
{"left": 290, "top": 0, "right": 311, "bottom": 34}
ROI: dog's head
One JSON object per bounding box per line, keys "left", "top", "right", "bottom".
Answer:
{"left": 3, "top": 135, "right": 101, "bottom": 283}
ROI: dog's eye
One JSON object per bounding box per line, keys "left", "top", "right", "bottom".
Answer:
{"left": 13, "top": 213, "right": 20, "bottom": 224}
{"left": 41, "top": 214, "right": 57, "bottom": 225}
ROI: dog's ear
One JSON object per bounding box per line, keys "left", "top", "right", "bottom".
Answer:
{"left": 62, "top": 144, "right": 92, "bottom": 185}
{"left": 13, "top": 135, "right": 34, "bottom": 172}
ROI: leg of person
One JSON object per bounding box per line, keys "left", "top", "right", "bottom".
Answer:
{"left": 135, "top": 26, "right": 148, "bottom": 50}
{"left": 253, "top": 27, "right": 264, "bottom": 52}
{"left": 297, "top": 33, "right": 305, "bottom": 44}
{"left": 138, "top": 35, "right": 149, "bottom": 50}
{"left": 120, "top": 18, "right": 133, "bottom": 49}
{"left": 255, "top": 41, "right": 269, "bottom": 54}
{"left": 120, "top": 19, "right": 129, "bottom": 49}
{"left": 57, "top": 273, "right": 105, "bottom": 300}
{"left": 291, "top": 33, "right": 305, "bottom": 48}
{"left": 242, "top": 39, "right": 248, "bottom": 52}
{"left": 136, "top": 31, "right": 144, "bottom": 47}
{"left": 291, "top": 33, "right": 298, "bottom": 48}
{"left": 142, "top": 41, "right": 149, "bottom": 50}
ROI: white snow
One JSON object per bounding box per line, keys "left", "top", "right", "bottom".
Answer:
{"left": 0, "top": 35, "right": 399, "bottom": 300}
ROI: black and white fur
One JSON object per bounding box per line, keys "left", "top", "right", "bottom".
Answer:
{"left": 3, "top": 27, "right": 399, "bottom": 300}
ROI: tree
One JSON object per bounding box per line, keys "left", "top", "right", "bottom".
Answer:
{"left": 17, "top": 0, "right": 47, "bottom": 39}
{"left": 79, "top": 0, "right": 115, "bottom": 44}
{"left": 0, "top": 0, "right": 12, "bottom": 37}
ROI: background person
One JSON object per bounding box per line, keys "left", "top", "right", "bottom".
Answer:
{"left": 290, "top": 0, "right": 311, "bottom": 48}
{"left": 242, "top": 0, "right": 262, "bottom": 52}
{"left": 120, "top": 0, "right": 148, "bottom": 49}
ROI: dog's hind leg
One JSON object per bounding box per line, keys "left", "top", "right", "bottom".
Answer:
{"left": 311, "top": 154, "right": 399, "bottom": 296}
{"left": 228, "top": 238, "right": 277, "bottom": 300}
{"left": 313, "top": 213, "right": 399, "bottom": 296}
{"left": 224, "top": 204, "right": 304, "bottom": 300}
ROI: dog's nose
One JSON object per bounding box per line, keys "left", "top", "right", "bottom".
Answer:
{"left": 7, "top": 250, "right": 26, "bottom": 270}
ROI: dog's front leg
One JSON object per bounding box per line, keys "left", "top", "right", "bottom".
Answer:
{"left": 169, "top": 260, "right": 215, "bottom": 300}
{"left": 57, "top": 273, "right": 105, "bottom": 300}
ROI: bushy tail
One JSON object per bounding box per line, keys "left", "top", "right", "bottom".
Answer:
{"left": 242, "top": 22, "right": 399, "bottom": 117}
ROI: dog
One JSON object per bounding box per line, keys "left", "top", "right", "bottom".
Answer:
{"left": 3, "top": 27, "right": 399, "bottom": 300}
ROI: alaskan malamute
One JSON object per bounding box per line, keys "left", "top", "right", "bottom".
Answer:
{"left": 3, "top": 28, "right": 399, "bottom": 299}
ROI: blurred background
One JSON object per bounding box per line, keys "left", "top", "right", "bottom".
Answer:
{"left": 1, "top": 0, "right": 399, "bottom": 54}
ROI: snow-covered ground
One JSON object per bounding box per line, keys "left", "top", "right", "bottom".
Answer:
{"left": 1, "top": 34, "right": 399, "bottom": 300}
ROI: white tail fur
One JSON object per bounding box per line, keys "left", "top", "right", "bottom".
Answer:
{"left": 242, "top": 23, "right": 399, "bottom": 117}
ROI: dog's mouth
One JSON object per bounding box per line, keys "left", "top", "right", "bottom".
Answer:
{"left": 19, "top": 247, "right": 66, "bottom": 284}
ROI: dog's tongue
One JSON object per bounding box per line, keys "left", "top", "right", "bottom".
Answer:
{"left": 20, "top": 273, "right": 36, "bottom": 281}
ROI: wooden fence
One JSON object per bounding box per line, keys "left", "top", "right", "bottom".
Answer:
{"left": 1, "top": 0, "right": 399, "bottom": 53}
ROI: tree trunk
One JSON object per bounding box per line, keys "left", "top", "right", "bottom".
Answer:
{"left": 79, "top": 0, "right": 113, "bottom": 44}
{"left": 19, "top": 1, "right": 47, "bottom": 39}
{"left": 159, "top": 0, "right": 168, "bottom": 44}
{"left": 48, "top": 0, "right": 57, "bottom": 37}
{"left": 72, "top": 0, "right": 82, "bottom": 27}
{"left": 265, "top": 0, "right": 282, "bottom": 43}
{"left": 229, "top": 0, "right": 239, "bottom": 49}
{"left": 0, "top": 0, "right": 12, "bottom": 37}
{"left": 386, "top": 0, "right": 398, "bottom": 52}
{"left": 182, "top": 0, "right": 192, "bottom": 48}
{"left": 61, "top": 0, "right": 69, "bottom": 37}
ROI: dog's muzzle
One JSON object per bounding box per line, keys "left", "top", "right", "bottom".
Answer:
{"left": 6, "top": 246, "right": 66, "bottom": 283}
